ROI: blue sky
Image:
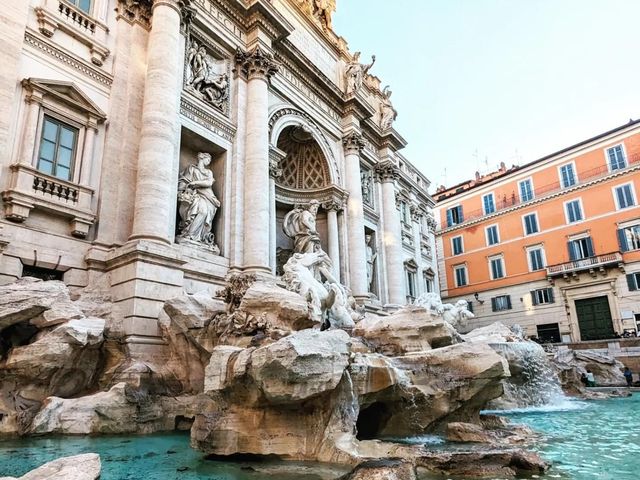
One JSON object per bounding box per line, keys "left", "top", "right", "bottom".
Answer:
{"left": 333, "top": 0, "right": 640, "bottom": 190}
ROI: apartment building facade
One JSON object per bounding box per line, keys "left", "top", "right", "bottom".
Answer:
{"left": 434, "top": 120, "right": 640, "bottom": 342}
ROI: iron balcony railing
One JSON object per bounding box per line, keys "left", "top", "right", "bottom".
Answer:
{"left": 441, "top": 152, "right": 640, "bottom": 230}
{"left": 546, "top": 252, "right": 623, "bottom": 276}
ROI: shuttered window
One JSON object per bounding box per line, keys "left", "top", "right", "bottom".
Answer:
{"left": 446, "top": 205, "right": 464, "bottom": 227}
{"left": 531, "top": 288, "right": 555, "bottom": 305}
{"left": 491, "top": 295, "right": 512, "bottom": 311}
{"left": 568, "top": 237, "right": 594, "bottom": 261}
{"left": 618, "top": 225, "right": 640, "bottom": 252}
{"left": 607, "top": 145, "right": 626, "bottom": 171}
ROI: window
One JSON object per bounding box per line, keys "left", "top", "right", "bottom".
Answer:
{"left": 406, "top": 269, "right": 417, "bottom": 300}
{"left": 454, "top": 265, "right": 467, "bottom": 287}
{"left": 424, "top": 276, "right": 433, "bottom": 293}
{"left": 568, "top": 236, "right": 594, "bottom": 261}
{"left": 531, "top": 288, "right": 555, "bottom": 305}
{"left": 452, "top": 236, "right": 464, "bottom": 255}
{"left": 627, "top": 272, "right": 640, "bottom": 291}
{"left": 66, "top": 0, "right": 92, "bottom": 14}
{"left": 446, "top": 205, "right": 464, "bottom": 227}
{"left": 37, "top": 116, "right": 78, "bottom": 181}
{"left": 528, "top": 246, "right": 546, "bottom": 271}
{"left": 491, "top": 295, "right": 512, "bottom": 311}
{"left": 565, "top": 199, "right": 583, "bottom": 223}
{"left": 614, "top": 184, "right": 636, "bottom": 210}
{"left": 618, "top": 224, "right": 640, "bottom": 251}
{"left": 486, "top": 225, "right": 500, "bottom": 246}
{"left": 536, "top": 323, "right": 561, "bottom": 343}
{"left": 519, "top": 178, "right": 534, "bottom": 202}
{"left": 523, "top": 213, "right": 539, "bottom": 235}
{"left": 489, "top": 256, "right": 505, "bottom": 279}
{"left": 607, "top": 144, "right": 626, "bottom": 171}
{"left": 400, "top": 202, "right": 410, "bottom": 224}
{"left": 482, "top": 193, "right": 496, "bottom": 214}
{"left": 559, "top": 163, "right": 577, "bottom": 188}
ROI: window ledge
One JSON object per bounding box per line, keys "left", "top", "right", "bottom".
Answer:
{"left": 35, "top": 1, "right": 110, "bottom": 66}
{"left": 2, "top": 164, "right": 95, "bottom": 237}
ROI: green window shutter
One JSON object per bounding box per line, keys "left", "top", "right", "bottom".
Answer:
{"left": 627, "top": 274, "right": 638, "bottom": 291}
{"left": 531, "top": 291, "right": 538, "bottom": 306}
{"left": 548, "top": 288, "right": 555, "bottom": 304}
{"left": 491, "top": 297, "right": 497, "bottom": 312}
{"left": 506, "top": 295, "right": 512, "bottom": 309}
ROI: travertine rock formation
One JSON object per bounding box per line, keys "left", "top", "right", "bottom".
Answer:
{"left": 552, "top": 348, "right": 626, "bottom": 392}
{"left": 337, "top": 459, "right": 417, "bottom": 480}
{"left": 0, "top": 453, "right": 101, "bottom": 480}
{"left": 354, "top": 307, "right": 460, "bottom": 355}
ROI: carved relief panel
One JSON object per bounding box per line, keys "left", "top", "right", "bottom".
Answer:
{"left": 184, "top": 34, "right": 230, "bottom": 115}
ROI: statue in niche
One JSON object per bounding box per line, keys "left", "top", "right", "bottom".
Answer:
{"left": 185, "top": 40, "right": 229, "bottom": 110}
{"left": 345, "top": 52, "right": 376, "bottom": 95}
{"left": 361, "top": 170, "right": 373, "bottom": 206}
{"left": 380, "top": 85, "right": 398, "bottom": 130}
{"left": 283, "top": 200, "right": 321, "bottom": 254}
{"left": 177, "top": 152, "right": 221, "bottom": 254}
{"left": 365, "top": 234, "right": 377, "bottom": 292}
{"left": 282, "top": 201, "right": 363, "bottom": 330}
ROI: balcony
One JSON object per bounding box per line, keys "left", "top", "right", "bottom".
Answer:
{"left": 34, "top": 0, "right": 110, "bottom": 66}
{"left": 546, "top": 252, "right": 623, "bottom": 278}
{"left": 2, "top": 164, "right": 95, "bottom": 238}
{"left": 439, "top": 152, "right": 640, "bottom": 230}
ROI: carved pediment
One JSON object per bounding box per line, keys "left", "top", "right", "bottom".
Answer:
{"left": 22, "top": 78, "right": 106, "bottom": 121}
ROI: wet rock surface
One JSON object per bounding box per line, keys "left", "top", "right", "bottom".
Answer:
{"left": 551, "top": 348, "right": 626, "bottom": 393}
{"left": 0, "top": 453, "right": 101, "bottom": 480}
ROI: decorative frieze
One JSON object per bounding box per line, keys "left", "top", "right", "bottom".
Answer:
{"left": 235, "top": 46, "right": 279, "bottom": 81}
{"left": 180, "top": 95, "right": 236, "bottom": 141}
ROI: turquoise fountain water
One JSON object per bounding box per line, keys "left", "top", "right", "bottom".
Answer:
{"left": 1, "top": 397, "right": 637, "bottom": 479}
{"left": 505, "top": 394, "right": 639, "bottom": 479}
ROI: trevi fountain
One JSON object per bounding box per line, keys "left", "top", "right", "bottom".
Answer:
{"left": 0, "top": 0, "right": 636, "bottom": 479}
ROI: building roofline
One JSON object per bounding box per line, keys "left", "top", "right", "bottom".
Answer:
{"left": 435, "top": 118, "right": 640, "bottom": 203}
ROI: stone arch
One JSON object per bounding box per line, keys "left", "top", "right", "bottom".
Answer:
{"left": 268, "top": 106, "right": 341, "bottom": 185}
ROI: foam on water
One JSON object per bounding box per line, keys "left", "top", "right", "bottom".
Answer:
{"left": 383, "top": 434, "right": 445, "bottom": 445}
{"left": 482, "top": 397, "right": 588, "bottom": 415}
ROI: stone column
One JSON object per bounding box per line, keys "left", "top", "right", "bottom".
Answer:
{"left": 129, "top": 0, "right": 187, "bottom": 244}
{"left": 236, "top": 46, "right": 278, "bottom": 276}
{"left": 323, "top": 199, "right": 343, "bottom": 277}
{"left": 268, "top": 148, "right": 284, "bottom": 274}
{"left": 343, "top": 132, "right": 368, "bottom": 301}
{"left": 376, "top": 161, "right": 405, "bottom": 305}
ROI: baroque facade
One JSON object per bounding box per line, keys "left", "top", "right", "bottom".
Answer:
{"left": 0, "top": 0, "right": 436, "bottom": 356}
{"left": 435, "top": 120, "right": 640, "bottom": 343}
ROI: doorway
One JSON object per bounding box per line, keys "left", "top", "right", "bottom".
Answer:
{"left": 575, "top": 296, "right": 615, "bottom": 340}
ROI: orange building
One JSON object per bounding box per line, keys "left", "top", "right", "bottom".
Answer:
{"left": 434, "top": 120, "right": 640, "bottom": 342}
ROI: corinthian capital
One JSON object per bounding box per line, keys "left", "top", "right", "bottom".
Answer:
{"left": 235, "top": 46, "right": 279, "bottom": 81}
{"left": 322, "top": 198, "right": 345, "bottom": 212}
{"left": 374, "top": 160, "right": 399, "bottom": 183}
{"left": 342, "top": 132, "right": 365, "bottom": 155}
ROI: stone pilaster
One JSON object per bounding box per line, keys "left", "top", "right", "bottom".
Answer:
{"left": 17, "top": 86, "right": 43, "bottom": 166}
{"left": 375, "top": 160, "right": 405, "bottom": 305}
{"left": 129, "top": 0, "right": 191, "bottom": 244}
{"left": 236, "top": 46, "right": 279, "bottom": 276}
{"left": 343, "top": 132, "right": 368, "bottom": 301}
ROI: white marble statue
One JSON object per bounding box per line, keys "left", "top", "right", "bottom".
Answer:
{"left": 361, "top": 170, "right": 372, "bottom": 206}
{"left": 283, "top": 200, "right": 321, "bottom": 254}
{"left": 177, "top": 152, "right": 221, "bottom": 253}
{"left": 282, "top": 202, "right": 362, "bottom": 329}
{"left": 313, "top": 0, "right": 336, "bottom": 30}
{"left": 413, "top": 292, "right": 475, "bottom": 330}
{"left": 380, "top": 85, "right": 398, "bottom": 130}
{"left": 345, "top": 52, "right": 376, "bottom": 95}
{"left": 441, "top": 299, "right": 475, "bottom": 330}
{"left": 185, "top": 40, "right": 229, "bottom": 110}
{"left": 283, "top": 249, "right": 355, "bottom": 330}
{"left": 365, "top": 234, "right": 377, "bottom": 292}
